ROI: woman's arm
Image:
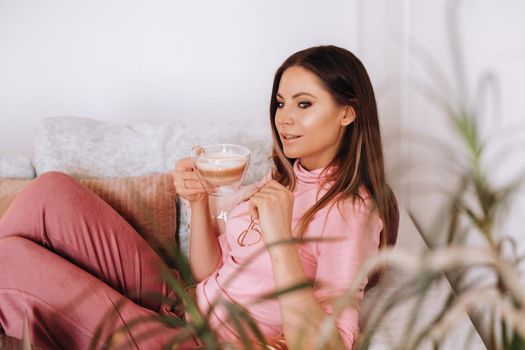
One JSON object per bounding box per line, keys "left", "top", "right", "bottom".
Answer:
{"left": 249, "top": 181, "right": 381, "bottom": 349}
{"left": 188, "top": 182, "right": 262, "bottom": 281}
{"left": 267, "top": 243, "right": 346, "bottom": 349}
{"left": 173, "top": 157, "right": 222, "bottom": 282}
{"left": 188, "top": 198, "right": 222, "bottom": 282}
{"left": 248, "top": 181, "right": 346, "bottom": 349}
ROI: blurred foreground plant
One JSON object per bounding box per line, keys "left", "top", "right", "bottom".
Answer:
{"left": 89, "top": 1, "right": 524, "bottom": 348}
{"left": 366, "top": 1, "right": 525, "bottom": 349}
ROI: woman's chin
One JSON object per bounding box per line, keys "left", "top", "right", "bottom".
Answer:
{"left": 282, "top": 148, "right": 299, "bottom": 159}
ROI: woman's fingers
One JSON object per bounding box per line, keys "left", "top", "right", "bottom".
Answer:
{"left": 173, "top": 170, "right": 200, "bottom": 186}
{"left": 248, "top": 197, "right": 260, "bottom": 221}
{"left": 262, "top": 180, "right": 289, "bottom": 192}
{"left": 246, "top": 181, "right": 287, "bottom": 213}
{"left": 251, "top": 191, "right": 275, "bottom": 200}
{"left": 249, "top": 191, "right": 276, "bottom": 219}
{"left": 174, "top": 157, "right": 193, "bottom": 171}
{"left": 173, "top": 169, "right": 199, "bottom": 180}
{"left": 237, "top": 180, "right": 289, "bottom": 205}
{"left": 177, "top": 180, "right": 206, "bottom": 196}
{"left": 173, "top": 157, "right": 208, "bottom": 202}
{"left": 178, "top": 178, "right": 202, "bottom": 190}
{"left": 255, "top": 187, "right": 285, "bottom": 203}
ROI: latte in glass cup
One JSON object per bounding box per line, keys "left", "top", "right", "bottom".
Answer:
{"left": 191, "top": 144, "right": 250, "bottom": 197}
{"left": 194, "top": 153, "right": 247, "bottom": 187}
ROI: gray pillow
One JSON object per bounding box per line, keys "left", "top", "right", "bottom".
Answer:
{"left": 0, "top": 155, "right": 35, "bottom": 179}
{"left": 34, "top": 117, "right": 272, "bottom": 181}
{"left": 34, "top": 117, "right": 168, "bottom": 178}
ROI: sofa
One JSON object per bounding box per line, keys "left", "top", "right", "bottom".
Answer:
{"left": 0, "top": 117, "right": 486, "bottom": 349}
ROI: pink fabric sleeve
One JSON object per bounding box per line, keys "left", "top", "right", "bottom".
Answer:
{"left": 312, "top": 196, "right": 383, "bottom": 349}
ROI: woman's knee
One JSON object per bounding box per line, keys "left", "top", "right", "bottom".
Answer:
{"left": 0, "top": 173, "right": 84, "bottom": 238}
{"left": 34, "top": 171, "right": 77, "bottom": 188}
{"left": 26, "top": 171, "right": 84, "bottom": 203}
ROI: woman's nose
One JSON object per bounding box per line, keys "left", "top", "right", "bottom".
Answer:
{"left": 275, "top": 110, "right": 294, "bottom": 125}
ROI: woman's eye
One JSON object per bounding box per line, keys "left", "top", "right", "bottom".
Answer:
{"left": 298, "top": 101, "right": 311, "bottom": 109}
{"left": 276, "top": 102, "right": 284, "bottom": 108}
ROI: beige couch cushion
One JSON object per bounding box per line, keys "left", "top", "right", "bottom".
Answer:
{"left": 0, "top": 173, "right": 178, "bottom": 267}
{"left": 0, "top": 179, "right": 31, "bottom": 217}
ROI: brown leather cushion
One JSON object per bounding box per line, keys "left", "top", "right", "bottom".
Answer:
{"left": 0, "top": 174, "right": 177, "bottom": 266}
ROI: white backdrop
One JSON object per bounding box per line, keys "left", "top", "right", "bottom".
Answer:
{"left": 405, "top": 0, "right": 525, "bottom": 256}
{"left": 358, "top": 0, "right": 525, "bottom": 255}
{"left": 0, "top": 0, "right": 359, "bottom": 156}
{"left": 1, "top": 0, "right": 523, "bottom": 254}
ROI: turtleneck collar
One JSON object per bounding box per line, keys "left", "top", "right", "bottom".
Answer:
{"left": 293, "top": 159, "right": 338, "bottom": 185}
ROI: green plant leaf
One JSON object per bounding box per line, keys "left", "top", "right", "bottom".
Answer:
{"left": 510, "top": 332, "right": 525, "bottom": 350}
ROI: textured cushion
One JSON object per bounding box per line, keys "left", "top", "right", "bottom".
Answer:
{"left": 0, "top": 179, "right": 32, "bottom": 217}
{"left": 80, "top": 174, "right": 178, "bottom": 266}
{"left": 0, "top": 174, "right": 178, "bottom": 267}
{"left": 34, "top": 117, "right": 168, "bottom": 178}
{"left": 0, "top": 155, "right": 36, "bottom": 179}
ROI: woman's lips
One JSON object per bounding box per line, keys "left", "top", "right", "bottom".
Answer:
{"left": 281, "top": 134, "right": 302, "bottom": 144}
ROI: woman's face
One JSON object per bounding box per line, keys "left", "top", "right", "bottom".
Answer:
{"left": 275, "top": 65, "right": 354, "bottom": 170}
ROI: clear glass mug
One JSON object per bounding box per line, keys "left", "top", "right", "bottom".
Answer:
{"left": 191, "top": 144, "right": 250, "bottom": 222}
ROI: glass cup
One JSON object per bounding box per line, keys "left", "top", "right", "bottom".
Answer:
{"left": 191, "top": 144, "right": 250, "bottom": 222}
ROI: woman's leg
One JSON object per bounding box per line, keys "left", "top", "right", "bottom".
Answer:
{"left": 0, "top": 171, "right": 176, "bottom": 311}
{"left": 0, "top": 236, "right": 199, "bottom": 350}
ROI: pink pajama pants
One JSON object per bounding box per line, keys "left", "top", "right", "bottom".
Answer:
{"left": 0, "top": 172, "right": 200, "bottom": 349}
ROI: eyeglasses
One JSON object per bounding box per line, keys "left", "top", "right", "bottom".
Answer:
{"left": 237, "top": 216, "right": 262, "bottom": 247}
{"left": 237, "top": 155, "right": 275, "bottom": 247}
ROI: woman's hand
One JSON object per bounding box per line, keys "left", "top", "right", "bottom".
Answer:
{"left": 248, "top": 180, "right": 294, "bottom": 245}
{"left": 173, "top": 157, "right": 208, "bottom": 204}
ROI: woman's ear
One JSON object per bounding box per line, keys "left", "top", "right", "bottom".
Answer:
{"left": 341, "top": 106, "right": 356, "bottom": 126}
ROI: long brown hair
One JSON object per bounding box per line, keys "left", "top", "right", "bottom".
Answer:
{"left": 269, "top": 45, "right": 399, "bottom": 289}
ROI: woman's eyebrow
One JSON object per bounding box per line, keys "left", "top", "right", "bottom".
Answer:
{"left": 276, "top": 92, "right": 317, "bottom": 99}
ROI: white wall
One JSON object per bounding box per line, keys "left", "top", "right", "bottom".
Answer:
{"left": 410, "top": 0, "right": 525, "bottom": 256}
{"left": 3, "top": 0, "right": 523, "bottom": 255}
{"left": 359, "top": 0, "right": 525, "bottom": 255}
{"left": 0, "top": 0, "right": 359, "bottom": 156}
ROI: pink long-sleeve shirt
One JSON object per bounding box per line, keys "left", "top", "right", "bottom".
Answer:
{"left": 194, "top": 160, "right": 383, "bottom": 348}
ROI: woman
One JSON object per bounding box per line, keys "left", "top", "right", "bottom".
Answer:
{"left": 175, "top": 45, "right": 398, "bottom": 349}
{"left": 0, "top": 45, "right": 397, "bottom": 349}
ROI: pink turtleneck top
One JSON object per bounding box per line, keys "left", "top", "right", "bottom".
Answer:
{"left": 193, "top": 160, "right": 383, "bottom": 349}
